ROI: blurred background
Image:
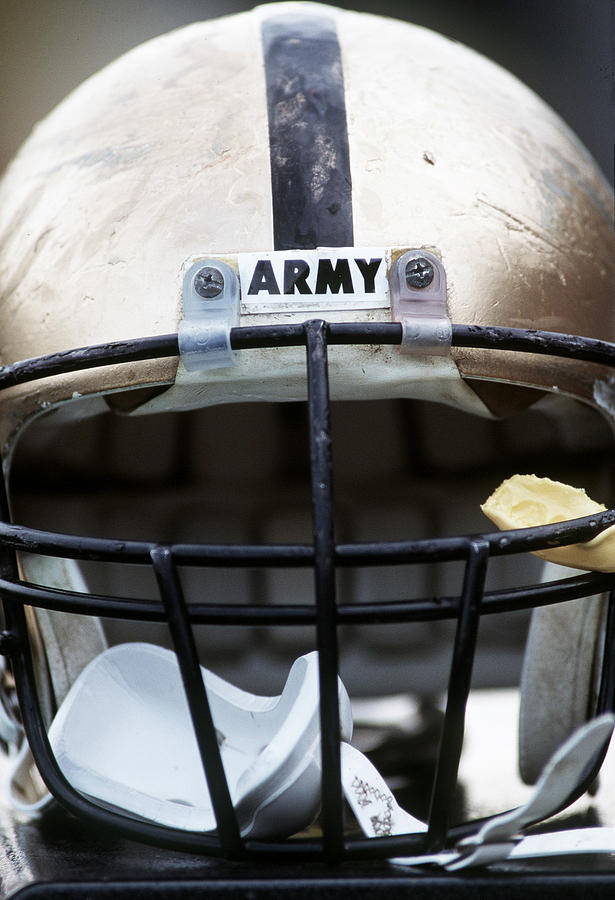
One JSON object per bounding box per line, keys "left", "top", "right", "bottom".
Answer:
{"left": 1, "top": 0, "right": 613, "bottom": 184}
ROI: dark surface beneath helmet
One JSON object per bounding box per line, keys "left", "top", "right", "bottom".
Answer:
{"left": 2, "top": 690, "right": 615, "bottom": 899}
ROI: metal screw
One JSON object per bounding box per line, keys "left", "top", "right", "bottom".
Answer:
{"left": 405, "top": 257, "right": 434, "bottom": 290}
{"left": 194, "top": 266, "right": 224, "bottom": 299}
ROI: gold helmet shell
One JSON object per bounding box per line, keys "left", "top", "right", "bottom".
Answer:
{"left": 0, "top": 1, "right": 613, "bottom": 455}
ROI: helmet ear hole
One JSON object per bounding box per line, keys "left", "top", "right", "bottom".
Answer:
{"left": 518, "top": 562, "right": 607, "bottom": 784}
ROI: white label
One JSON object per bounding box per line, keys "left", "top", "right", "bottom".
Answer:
{"left": 238, "top": 247, "right": 391, "bottom": 314}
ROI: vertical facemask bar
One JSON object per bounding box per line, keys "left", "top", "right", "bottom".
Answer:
{"left": 0, "top": 464, "right": 19, "bottom": 588}
{"left": 150, "top": 546, "right": 243, "bottom": 858}
{"left": 5, "top": 581, "right": 217, "bottom": 853}
{"left": 305, "top": 319, "right": 344, "bottom": 859}
{"left": 0, "top": 466, "right": 25, "bottom": 742}
{"left": 576, "top": 589, "right": 615, "bottom": 794}
{"left": 426, "top": 539, "right": 489, "bottom": 850}
{"left": 596, "top": 591, "right": 615, "bottom": 716}
{"left": 0, "top": 461, "right": 193, "bottom": 846}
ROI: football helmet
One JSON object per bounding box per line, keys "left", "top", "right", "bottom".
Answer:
{"left": 0, "top": 0, "right": 614, "bottom": 864}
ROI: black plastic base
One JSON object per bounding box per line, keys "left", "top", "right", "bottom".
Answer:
{"left": 13, "top": 872, "right": 615, "bottom": 899}
{"left": 3, "top": 803, "right": 615, "bottom": 900}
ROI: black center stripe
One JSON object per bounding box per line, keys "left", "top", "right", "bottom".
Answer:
{"left": 261, "top": 12, "right": 353, "bottom": 251}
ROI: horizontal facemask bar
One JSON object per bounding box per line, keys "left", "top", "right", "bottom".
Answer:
{"left": 1, "top": 321, "right": 615, "bottom": 861}
{"left": 1, "top": 322, "right": 615, "bottom": 390}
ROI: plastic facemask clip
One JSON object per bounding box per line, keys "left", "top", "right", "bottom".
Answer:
{"left": 390, "top": 250, "right": 451, "bottom": 356}
{"left": 179, "top": 259, "right": 240, "bottom": 371}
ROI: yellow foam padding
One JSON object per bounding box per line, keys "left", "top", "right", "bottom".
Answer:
{"left": 481, "top": 474, "right": 615, "bottom": 572}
